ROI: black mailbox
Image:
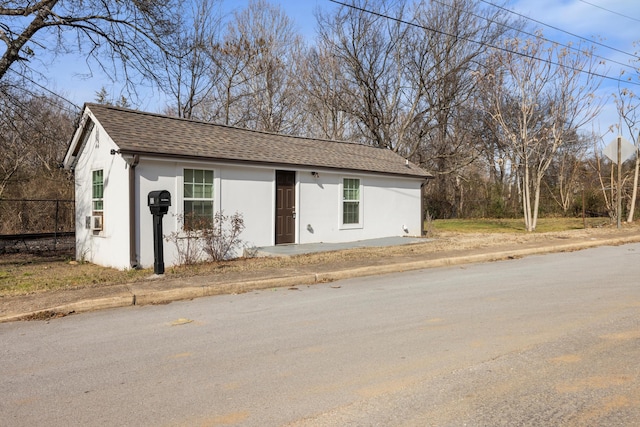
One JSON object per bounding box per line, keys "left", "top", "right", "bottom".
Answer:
{"left": 147, "top": 190, "right": 171, "bottom": 275}
{"left": 148, "top": 190, "right": 171, "bottom": 215}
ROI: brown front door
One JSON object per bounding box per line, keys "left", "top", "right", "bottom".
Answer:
{"left": 275, "top": 170, "right": 295, "bottom": 244}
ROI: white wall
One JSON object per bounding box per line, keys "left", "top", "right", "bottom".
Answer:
{"left": 136, "top": 160, "right": 182, "bottom": 268}
{"left": 136, "top": 161, "right": 278, "bottom": 268}
{"left": 218, "top": 165, "right": 275, "bottom": 248}
{"left": 297, "top": 170, "right": 422, "bottom": 244}
{"left": 72, "top": 120, "right": 132, "bottom": 269}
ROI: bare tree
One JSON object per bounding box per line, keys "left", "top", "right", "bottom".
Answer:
{"left": 0, "top": 88, "right": 73, "bottom": 199}
{"left": 483, "top": 35, "right": 603, "bottom": 231}
{"left": 205, "top": 0, "right": 303, "bottom": 133}
{"left": 298, "top": 45, "right": 355, "bottom": 141}
{"left": 590, "top": 136, "right": 617, "bottom": 221}
{"left": 0, "top": 0, "right": 180, "bottom": 95}
{"left": 615, "top": 86, "right": 640, "bottom": 222}
{"left": 206, "top": 34, "right": 256, "bottom": 126}
{"left": 544, "top": 132, "right": 590, "bottom": 214}
{"left": 159, "top": 0, "right": 222, "bottom": 119}
{"left": 315, "top": 0, "right": 414, "bottom": 150}
{"left": 314, "top": 0, "right": 513, "bottom": 217}
{"left": 409, "top": 0, "right": 514, "bottom": 217}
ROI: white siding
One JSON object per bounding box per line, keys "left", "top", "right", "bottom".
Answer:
{"left": 218, "top": 165, "right": 274, "bottom": 248}
{"left": 136, "top": 160, "right": 182, "bottom": 268}
{"left": 136, "top": 161, "right": 278, "bottom": 268}
{"left": 72, "top": 121, "right": 131, "bottom": 269}
{"left": 297, "top": 170, "right": 422, "bottom": 244}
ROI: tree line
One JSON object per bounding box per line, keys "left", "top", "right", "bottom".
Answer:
{"left": 1, "top": 0, "right": 639, "bottom": 233}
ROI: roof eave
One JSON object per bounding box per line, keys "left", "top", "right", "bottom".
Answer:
{"left": 63, "top": 107, "right": 95, "bottom": 170}
{"left": 117, "top": 149, "right": 433, "bottom": 180}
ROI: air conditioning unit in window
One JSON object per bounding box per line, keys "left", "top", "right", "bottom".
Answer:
{"left": 91, "top": 215, "right": 103, "bottom": 231}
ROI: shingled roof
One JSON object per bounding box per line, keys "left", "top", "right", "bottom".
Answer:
{"left": 76, "top": 103, "right": 432, "bottom": 179}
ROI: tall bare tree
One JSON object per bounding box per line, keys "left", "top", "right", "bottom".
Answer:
{"left": 206, "top": 34, "right": 256, "bottom": 126}
{"left": 407, "top": 0, "right": 514, "bottom": 216}
{"left": 313, "top": 0, "right": 513, "bottom": 217}
{"left": 544, "top": 131, "right": 590, "bottom": 214}
{"left": 0, "top": 88, "right": 73, "bottom": 199}
{"left": 315, "top": 0, "right": 415, "bottom": 150}
{"left": 298, "top": 45, "right": 354, "bottom": 141}
{"left": 206, "top": 0, "right": 303, "bottom": 133}
{"left": 482, "top": 35, "right": 603, "bottom": 231}
{"left": 159, "top": 0, "right": 221, "bottom": 119}
{"left": 615, "top": 85, "right": 640, "bottom": 222}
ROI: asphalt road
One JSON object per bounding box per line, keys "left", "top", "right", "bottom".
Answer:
{"left": 2, "top": 243, "right": 640, "bottom": 426}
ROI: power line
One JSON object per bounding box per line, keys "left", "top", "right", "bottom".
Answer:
{"left": 577, "top": 0, "right": 640, "bottom": 24}
{"left": 430, "top": 0, "right": 637, "bottom": 75}
{"left": 479, "top": 0, "right": 639, "bottom": 61}
{"left": 7, "top": 68, "right": 81, "bottom": 114}
{"left": 327, "top": 0, "right": 640, "bottom": 87}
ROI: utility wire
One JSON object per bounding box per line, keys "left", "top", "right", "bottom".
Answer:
{"left": 479, "top": 0, "right": 639, "bottom": 61}
{"left": 430, "top": 0, "right": 637, "bottom": 74}
{"left": 328, "top": 0, "right": 640, "bottom": 87}
{"left": 7, "top": 68, "right": 81, "bottom": 114}
{"left": 577, "top": 0, "right": 640, "bottom": 24}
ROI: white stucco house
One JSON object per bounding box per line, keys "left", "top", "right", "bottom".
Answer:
{"left": 63, "top": 103, "right": 432, "bottom": 269}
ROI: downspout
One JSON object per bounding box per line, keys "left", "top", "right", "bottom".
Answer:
{"left": 421, "top": 181, "right": 426, "bottom": 236}
{"left": 129, "top": 154, "right": 140, "bottom": 268}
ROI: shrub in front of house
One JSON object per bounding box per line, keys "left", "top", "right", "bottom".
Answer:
{"left": 165, "top": 211, "right": 245, "bottom": 265}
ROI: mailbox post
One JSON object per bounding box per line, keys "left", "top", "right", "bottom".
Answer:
{"left": 147, "top": 190, "right": 171, "bottom": 275}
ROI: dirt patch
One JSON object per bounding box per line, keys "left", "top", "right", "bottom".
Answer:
{"left": 18, "top": 309, "right": 76, "bottom": 321}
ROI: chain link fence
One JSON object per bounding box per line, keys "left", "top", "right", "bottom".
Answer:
{"left": 0, "top": 199, "right": 75, "bottom": 254}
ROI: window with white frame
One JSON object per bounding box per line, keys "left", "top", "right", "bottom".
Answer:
{"left": 342, "top": 178, "right": 361, "bottom": 225}
{"left": 183, "top": 168, "right": 214, "bottom": 229}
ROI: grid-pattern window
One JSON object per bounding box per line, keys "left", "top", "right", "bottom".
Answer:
{"left": 343, "top": 178, "right": 360, "bottom": 225}
{"left": 92, "top": 170, "right": 104, "bottom": 213}
{"left": 184, "top": 168, "right": 214, "bottom": 228}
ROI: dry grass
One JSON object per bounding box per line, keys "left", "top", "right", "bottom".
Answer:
{"left": 0, "top": 253, "right": 147, "bottom": 296}
{"left": 0, "top": 217, "right": 635, "bottom": 297}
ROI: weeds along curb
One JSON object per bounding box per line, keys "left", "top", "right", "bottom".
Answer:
{"left": 201, "top": 274, "right": 318, "bottom": 297}
{"left": 314, "top": 236, "right": 640, "bottom": 282}
{"left": 132, "top": 275, "right": 318, "bottom": 305}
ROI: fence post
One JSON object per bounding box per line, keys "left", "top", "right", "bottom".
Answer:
{"left": 54, "top": 200, "right": 59, "bottom": 248}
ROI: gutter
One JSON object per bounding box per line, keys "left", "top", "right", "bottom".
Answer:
{"left": 128, "top": 154, "right": 140, "bottom": 268}
{"left": 117, "top": 149, "right": 434, "bottom": 180}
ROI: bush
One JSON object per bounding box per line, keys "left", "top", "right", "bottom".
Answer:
{"left": 201, "top": 211, "right": 245, "bottom": 261}
{"left": 165, "top": 211, "right": 245, "bottom": 265}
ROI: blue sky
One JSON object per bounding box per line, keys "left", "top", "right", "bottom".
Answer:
{"left": 509, "top": 0, "right": 640, "bottom": 141}
{"left": 43, "top": 0, "right": 330, "bottom": 111}
{"left": 39, "top": 0, "right": 640, "bottom": 140}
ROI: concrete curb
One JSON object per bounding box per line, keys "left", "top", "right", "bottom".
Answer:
{"left": 3, "top": 235, "right": 639, "bottom": 323}
{"left": 313, "top": 236, "right": 633, "bottom": 282}
{"left": 0, "top": 294, "right": 135, "bottom": 323}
